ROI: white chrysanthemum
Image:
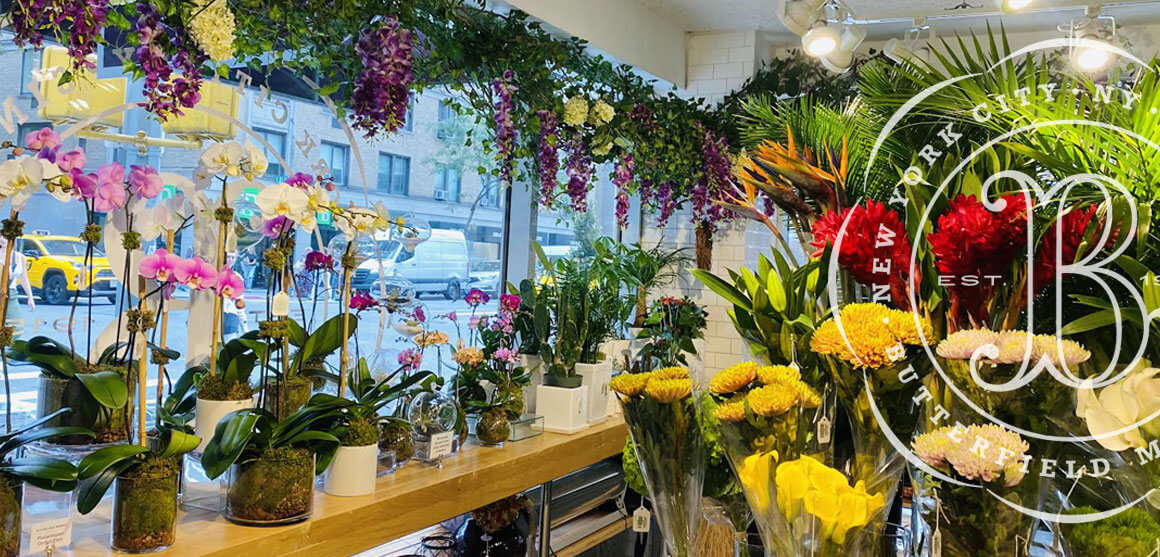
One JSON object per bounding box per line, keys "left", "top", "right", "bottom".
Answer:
{"left": 1032, "top": 334, "right": 1091, "bottom": 367}
{"left": 189, "top": 0, "right": 236, "bottom": 62}
{"left": 563, "top": 97, "right": 588, "bottom": 127}
{"left": 936, "top": 329, "right": 999, "bottom": 360}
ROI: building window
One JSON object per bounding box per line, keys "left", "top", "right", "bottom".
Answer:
{"left": 434, "top": 167, "right": 460, "bottom": 202}
{"left": 320, "top": 142, "right": 349, "bottom": 187}
{"left": 403, "top": 100, "right": 414, "bottom": 132}
{"left": 377, "top": 153, "right": 410, "bottom": 195}
{"left": 436, "top": 100, "right": 456, "bottom": 139}
{"left": 479, "top": 176, "right": 501, "bottom": 208}
{"left": 253, "top": 128, "right": 288, "bottom": 182}
{"left": 19, "top": 50, "right": 39, "bottom": 96}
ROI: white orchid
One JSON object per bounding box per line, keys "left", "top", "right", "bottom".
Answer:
{"left": 1077, "top": 366, "right": 1160, "bottom": 451}
{"left": 133, "top": 197, "right": 186, "bottom": 241}
{"left": 200, "top": 142, "right": 244, "bottom": 177}
{"left": 0, "top": 157, "right": 62, "bottom": 210}
{"left": 336, "top": 209, "right": 376, "bottom": 241}
{"left": 242, "top": 141, "right": 268, "bottom": 179}
{"left": 372, "top": 201, "right": 392, "bottom": 230}
{"left": 255, "top": 183, "right": 310, "bottom": 221}
{"left": 306, "top": 185, "right": 332, "bottom": 213}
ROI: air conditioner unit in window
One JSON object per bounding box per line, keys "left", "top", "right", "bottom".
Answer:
{"left": 480, "top": 197, "right": 491, "bottom": 207}
{"left": 434, "top": 189, "right": 446, "bottom": 201}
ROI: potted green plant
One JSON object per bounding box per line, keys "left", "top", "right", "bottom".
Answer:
{"left": 75, "top": 427, "right": 199, "bottom": 553}
{"left": 201, "top": 404, "right": 344, "bottom": 525}
{"left": 635, "top": 297, "right": 708, "bottom": 373}
{"left": 509, "top": 279, "right": 547, "bottom": 412}
{"left": 0, "top": 409, "right": 87, "bottom": 557}
{"left": 11, "top": 337, "right": 175, "bottom": 445}
{"left": 531, "top": 246, "right": 591, "bottom": 433}
{"left": 317, "top": 359, "right": 434, "bottom": 495}
{"left": 265, "top": 314, "right": 356, "bottom": 419}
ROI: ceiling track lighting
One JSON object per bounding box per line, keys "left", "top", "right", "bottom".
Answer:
{"left": 777, "top": 0, "right": 830, "bottom": 37}
{"left": 1062, "top": 6, "right": 1117, "bottom": 73}
{"left": 884, "top": 18, "right": 934, "bottom": 65}
{"left": 999, "top": 0, "right": 1035, "bottom": 14}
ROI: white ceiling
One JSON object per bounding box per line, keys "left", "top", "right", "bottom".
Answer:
{"left": 634, "top": 0, "right": 1160, "bottom": 39}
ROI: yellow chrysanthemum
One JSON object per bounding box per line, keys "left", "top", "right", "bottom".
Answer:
{"left": 645, "top": 378, "right": 692, "bottom": 403}
{"left": 746, "top": 385, "right": 798, "bottom": 417}
{"left": 810, "top": 303, "right": 932, "bottom": 368}
{"left": 756, "top": 365, "right": 801, "bottom": 386}
{"left": 713, "top": 398, "right": 747, "bottom": 422}
{"left": 563, "top": 97, "right": 588, "bottom": 127}
{"left": 789, "top": 380, "right": 823, "bottom": 408}
{"left": 189, "top": 0, "right": 236, "bottom": 62}
{"left": 610, "top": 373, "right": 650, "bottom": 397}
{"left": 710, "top": 362, "right": 757, "bottom": 394}
{"left": 652, "top": 367, "right": 689, "bottom": 380}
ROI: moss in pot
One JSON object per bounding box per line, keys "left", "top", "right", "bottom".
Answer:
{"left": 378, "top": 420, "right": 414, "bottom": 463}
{"left": 77, "top": 428, "right": 199, "bottom": 553}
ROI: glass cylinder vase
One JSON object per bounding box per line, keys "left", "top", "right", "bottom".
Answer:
{"left": 0, "top": 474, "right": 20, "bottom": 557}
{"left": 111, "top": 462, "right": 179, "bottom": 553}
{"left": 37, "top": 373, "right": 131, "bottom": 444}
{"left": 225, "top": 448, "right": 314, "bottom": 526}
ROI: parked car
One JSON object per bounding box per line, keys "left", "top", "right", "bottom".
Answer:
{"left": 17, "top": 234, "right": 118, "bottom": 305}
{"left": 351, "top": 229, "right": 470, "bottom": 300}
{"left": 469, "top": 260, "right": 501, "bottom": 294}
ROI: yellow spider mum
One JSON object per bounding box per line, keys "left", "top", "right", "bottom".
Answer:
{"left": 757, "top": 365, "right": 801, "bottom": 386}
{"left": 747, "top": 385, "right": 799, "bottom": 417}
{"left": 711, "top": 362, "right": 758, "bottom": 394}
{"left": 713, "top": 397, "right": 747, "bottom": 422}
{"left": 645, "top": 378, "right": 692, "bottom": 403}
{"left": 652, "top": 367, "right": 690, "bottom": 380}
{"left": 610, "top": 373, "right": 651, "bottom": 397}
{"left": 810, "top": 303, "right": 933, "bottom": 368}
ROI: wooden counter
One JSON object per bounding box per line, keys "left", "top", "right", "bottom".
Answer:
{"left": 58, "top": 418, "right": 627, "bottom": 557}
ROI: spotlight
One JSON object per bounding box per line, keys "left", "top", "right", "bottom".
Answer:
{"left": 999, "top": 0, "right": 1034, "bottom": 13}
{"left": 803, "top": 22, "right": 840, "bottom": 57}
{"left": 1073, "top": 35, "right": 1112, "bottom": 71}
{"left": 821, "top": 25, "right": 866, "bottom": 73}
{"left": 884, "top": 20, "right": 931, "bottom": 65}
{"left": 778, "top": 0, "right": 829, "bottom": 36}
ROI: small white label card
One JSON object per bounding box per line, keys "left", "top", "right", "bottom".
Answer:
{"left": 632, "top": 507, "right": 651, "bottom": 533}
{"left": 817, "top": 416, "right": 832, "bottom": 445}
{"left": 931, "top": 528, "right": 942, "bottom": 557}
{"left": 29, "top": 517, "right": 71, "bottom": 554}
{"left": 428, "top": 431, "right": 454, "bottom": 459}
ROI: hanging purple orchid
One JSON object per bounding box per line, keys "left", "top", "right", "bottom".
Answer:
{"left": 351, "top": 16, "right": 414, "bottom": 138}
{"left": 492, "top": 70, "right": 517, "bottom": 185}
{"left": 613, "top": 153, "right": 634, "bottom": 229}
{"left": 11, "top": 0, "right": 108, "bottom": 71}
{"left": 133, "top": 3, "right": 206, "bottom": 120}
{"left": 656, "top": 181, "right": 677, "bottom": 228}
{"left": 563, "top": 133, "right": 593, "bottom": 212}
{"left": 693, "top": 127, "right": 734, "bottom": 234}
{"left": 535, "top": 110, "right": 559, "bottom": 207}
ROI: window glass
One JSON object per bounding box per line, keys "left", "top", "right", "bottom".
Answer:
{"left": 434, "top": 167, "right": 460, "bottom": 202}
{"left": 254, "top": 128, "right": 288, "bottom": 182}
{"left": 377, "top": 153, "right": 410, "bottom": 195}
{"left": 320, "top": 142, "right": 349, "bottom": 186}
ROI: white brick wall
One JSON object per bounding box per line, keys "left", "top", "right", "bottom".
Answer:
{"left": 684, "top": 30, "right": 757, "bottom": 106}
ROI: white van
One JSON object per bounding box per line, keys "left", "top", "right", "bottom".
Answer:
{"left": 351, "top": 229, "right": 471, "bottom": 300}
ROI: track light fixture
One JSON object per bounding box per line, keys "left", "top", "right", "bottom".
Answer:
{"left": 803, "top": 20, "right": 840, "bottom": 57}
{"left": 999, "top": 0, "right": 1034, "bottom": 13}
{"left": 777, "top": 0, "right": 829, "bottom": 36}
{"left": 1063, "top": 6, "right": 1116, "bottom": 73}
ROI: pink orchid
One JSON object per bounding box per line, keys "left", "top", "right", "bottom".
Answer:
{"left": 56, "top": 149, "right": 86, "bottom": 172}
{"left": 24, "top": 127, "right": 60, "bottom": 151}
{"left": 174, "top": 257, "right": 218, "bottom": 290}
{"left": 139, "top": 249, "right": 181, "bottom": 282}
{"left": 70, "top": 170, "right": 98, "bottom": 199}
{"left": 93, "top": 163, "right": 126, "bottom": 212}
{"left": 128, "top": 165, "right": 163, "bottom": 199}
{"left": 216, "top": 267, "right": 244, "bottom": 299}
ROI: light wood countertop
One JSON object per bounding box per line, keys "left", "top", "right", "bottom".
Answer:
{"left": 56, "top": 418, "right": 627, "bottom": 557}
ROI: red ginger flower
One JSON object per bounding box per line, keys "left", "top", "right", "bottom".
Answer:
{"left": 928, "top": 194, "right": 1028, "bottom": 324}
{"left": 1032, "top": 204, "right": 1101, "bottom": 294}
{"left": 810, "top": 200, "right": 914, "bottom": 308}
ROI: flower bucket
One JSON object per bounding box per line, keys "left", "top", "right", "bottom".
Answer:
{"left": 324, "top": 444, "right": 378, "bottom": 497}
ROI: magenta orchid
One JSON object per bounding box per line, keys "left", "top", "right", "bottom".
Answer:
{"left": 71, "top": 170, "right": 98, "bottom": 199}
{"left": 398, "top": 348, "right": 422, "bottom": 371}
{"left": 139, "top": 248, "right": 181, "bottom": 282}
{"left": 304, "top": 250, "right": 334, "bottom": 271}
{"left": 493, "top": 347, "right": 516, "bottom": 365}
{"left": 128, "top": 165, "right": 164, "bottom": 199}
{"left": 215, "top": 267, "right": 245, "bottom": 299}
{"left": 500, "top": 294, "right": 521, "bottom": 312}
{"left": 174, "top": 257, "right": 218, "bottom": 290}
{"left": 261, "top": 215, "right": 291, "bottom": 238}
{"left": 286, "top": 172, "right": 314, "bottom": 189}
{"left": 93, "top": 163, "right": 126, "bottom": 211}
{"left": 349, "top": 291, "right": 379, "bottom": 311}
{"left": 24, "top": 127, "right": 60, "bottom": 151}
{"left": 465, "top": 288, "right": 490, "bottom": 307}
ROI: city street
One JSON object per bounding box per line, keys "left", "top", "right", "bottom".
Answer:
{"left": 0, "top": 293, "right": 495, "bottom": 418}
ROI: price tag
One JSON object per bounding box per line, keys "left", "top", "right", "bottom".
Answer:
{"left": 428, "top": 431, "right": 454, "bottom": 459}
{"left": 29, "top": 517, "right": 71, "bottom": 553}
{"left": 272, "top": 292, "right": 290, "bottom": 317}
{"left": 817, "top": 416, "right": 832, "bottom": 444}
{"left": 632, "top": 507, "right": 651, "bottom": 533}
{"left": 931, "top": 528, "right": 942, "bottom": 557}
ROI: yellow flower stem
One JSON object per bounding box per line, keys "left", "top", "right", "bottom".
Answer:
{"left": 208, "top": 194, "right": 227, "bottom": 377}
{"left": 337, "top": 241, "right": 355, "bottom": 399}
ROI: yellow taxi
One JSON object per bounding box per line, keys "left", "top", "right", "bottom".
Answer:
{"left": 16, "top": 235, "right": 117, "bottom": 305}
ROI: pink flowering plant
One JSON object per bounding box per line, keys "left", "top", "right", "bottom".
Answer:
{"left": 451, "top": 290, "right": 529, "bottom": 419}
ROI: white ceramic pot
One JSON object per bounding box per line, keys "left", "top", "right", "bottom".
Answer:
{"left": 601, "top": 340, "right": 631, "bottom": 368}
{"left": 521, "top": 354, "right": 543, "bottom": 414}
{"left": 627, "top": 327, "right": 648, "bottom": 360}
{"left": 576, "top": 361, "right": 612, "bottom": 423}
{"left": 194, "top": 397, "right": 254, "bottom": 454}
{"left": 535, "top": 384, "right": 588, "bottom": 434}
{"left": 324, "top": 444, "right": 379, "bottom": 497}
